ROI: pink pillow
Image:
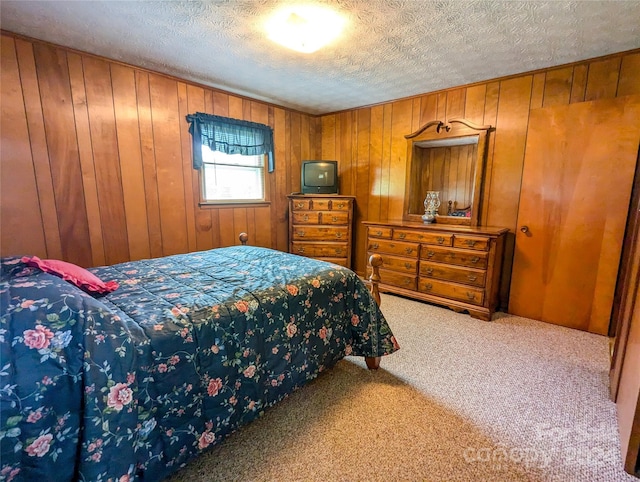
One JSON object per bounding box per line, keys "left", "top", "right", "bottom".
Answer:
{"left": 21, "top": 256, "right": 119, "bottom": 295}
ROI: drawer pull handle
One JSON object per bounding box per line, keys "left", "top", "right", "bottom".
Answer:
{"left": 332, "top": 216, "right": 338, "bottom": 222}
{"left": 404, "top": 279, "right": 412, "bottom": 285}
{"left": 303, "top": 215, "right": 309, "bottom": 221}
{"left": 336, "top": 248, "right": 343, "bottom": 255}
{"left": 424, "top": 283, "right": 432, "bottom": 291}
{"left": 465, "top": 239, "right": 477, "bottom": 247}
{"left": 372, "top": 243, "right": 379, "bottom": 249}
{"left": 398, "top": 233, "right": 406, "bottom": 239}
{"left": 404, "top": 262, "right": 412, "bottom": 270}
{"left": 296, "top": 202, "right": 304, "bottom": 208}
{"left": 425, "top": 268, "right": 433, "bottom": 275}
{"left": 466, "top": 292, "right": 476, "bottom": 300}
{"left": 471, "top": 256, "right": 480, "bottom": 264}
{"left": 467, "top": 275, "right": 477, "bottom": 282}
{"left": 426, "top": 251, "right": 435, "bottom": 258}
{"left": 337, "top": 203, "right": 345, "bottom": 209}
{"left": 297, "top": 231, "right": 305, "bottom": 237}
{"left": 375, "top": 230, "right": 382, "bottom": 236}
{"left": 404, "top": 247, "right": 414, "bottom": 254}
{"left": 437, "top": 236, "right": 445, "bottom": 244}
{"left": 297, "top": 247, "right": 305, "bottom": 253}
{"left": 336, "top": 232, "right": 343, "bottom": 239}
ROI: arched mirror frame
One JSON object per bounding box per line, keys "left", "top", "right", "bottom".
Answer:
{"left": 403, "top": 118, "right": 493, "bottom": 227}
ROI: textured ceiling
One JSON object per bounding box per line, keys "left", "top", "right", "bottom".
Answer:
{"left": 2, "top": 0, "right": 639, "bottom": 115}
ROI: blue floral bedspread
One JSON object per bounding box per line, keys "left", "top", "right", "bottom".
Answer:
{"left": 0, "top": 246, "right": 398, "bottom": 481}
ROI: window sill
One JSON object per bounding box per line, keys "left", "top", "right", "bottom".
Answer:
{"left": 199, "top": 201, "right": 271, "bottom": 208}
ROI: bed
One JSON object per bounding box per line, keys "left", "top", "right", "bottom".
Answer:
{"left": 0, "top": 235, "right": 398, "bottom": 481}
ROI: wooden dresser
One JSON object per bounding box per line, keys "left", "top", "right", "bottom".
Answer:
{"left": 288, "top": 195, "right": 355, "bottom": 268}
{"left": 363, "top": 220, "right": 508, "bottom": 320}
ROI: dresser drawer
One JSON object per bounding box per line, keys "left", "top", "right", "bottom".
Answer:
{"left": 290, "top": 198, "right": 352, "bottom": 211}
{"left": 418, "top": 278, "right": 485, "bottom": 306}
{"left": 368, "top": 226, "right": 393, "bottom": 239}
{"left": 367, "top": 238, "right": 419, "bottom": 257}
{"left": 368, "top": 252, "right": 417, "bottom": 274}
{"left": 292, "top": 226, "right": 349, "bottom": 241}
{"left": 292, "top": 211, "right": 349, "bottom": 225}
{"left": 453, "top": 235, "right": 490, "bottom": 251}
{"left": 291, "top": 199, "right": 312, "bottom": 210}
{"left": 420, "top": 245, "right": 488, "bottom": 269}
{"left": 419, "top": 261, "right": 486, "bottom": 287}
{"left": 291, "top": 242, "right": 349, "bottom": 258}
{"left": 395, "top": 229, "right": 453, "bottom": 246}
{"left": 378, "top": 268, "right": 417, "bottom": 291}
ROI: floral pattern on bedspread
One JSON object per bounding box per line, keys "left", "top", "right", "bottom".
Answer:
{"left": 0, "top": 246, "right": 398, "bottom": 481}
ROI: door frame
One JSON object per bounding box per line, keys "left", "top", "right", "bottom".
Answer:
{"left": 610, "top": 146, "right": 640, "bottom": 400}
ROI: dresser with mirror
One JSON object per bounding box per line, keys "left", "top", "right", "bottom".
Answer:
{"left": 364, "top": 118, "right": 508, "bottom": 320}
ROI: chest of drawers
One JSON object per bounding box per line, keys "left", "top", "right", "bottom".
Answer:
{"left": 288, "top": 195, "right": 355, "bottom": 268}
{"left": 364, "top": 220, "right": 508, "bottom": 320}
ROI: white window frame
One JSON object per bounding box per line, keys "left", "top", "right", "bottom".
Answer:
{"left": 199, "top": 146, "right": 269, "bottom": 206}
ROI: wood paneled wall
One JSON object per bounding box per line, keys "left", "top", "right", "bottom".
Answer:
{"left": 320, "top": 50, "right": 640, "bottom": 299}
{"left": 2, "top": 31, "right": 639, "bottom": 306}
{"left": 0, "top": 33, "right": 319, "bottom": 267}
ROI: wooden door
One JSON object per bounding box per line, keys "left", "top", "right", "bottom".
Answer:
{"left": 509, "top": 96, "right": 640, "bottom": 335}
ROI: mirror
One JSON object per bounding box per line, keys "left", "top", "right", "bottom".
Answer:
{"left": 403, "top": 119, "right": 492, "bottom": 227}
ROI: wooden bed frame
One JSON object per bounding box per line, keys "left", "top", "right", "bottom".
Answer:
{"left": 238, "top": 232, "right": 384, "bottom": 370}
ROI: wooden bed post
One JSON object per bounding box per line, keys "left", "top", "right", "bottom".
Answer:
{"left": 367, "top": 254, "right": 382, "bottom": 306}
{"left": 365, "top": 253, "right": 383, "bottom": 370}
{"left": 239, "top": 232, "right": 249, "bottom": 245}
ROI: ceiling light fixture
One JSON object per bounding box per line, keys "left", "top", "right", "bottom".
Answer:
{"left": 266, "top": 5, "right": 346, "bottom": 54}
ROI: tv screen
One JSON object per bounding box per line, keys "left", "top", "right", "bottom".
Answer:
{"left": 301, "top": 160, "right": 338, "bottom": 194}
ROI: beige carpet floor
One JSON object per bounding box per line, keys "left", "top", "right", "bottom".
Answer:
{"left": 166, "top": 293, "right": 636, "bottom": 482}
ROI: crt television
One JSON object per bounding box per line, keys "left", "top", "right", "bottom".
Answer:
{"left": 301, "top": 160, "right": 339, "bottom": 194}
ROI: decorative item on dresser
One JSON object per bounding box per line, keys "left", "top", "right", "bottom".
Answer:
{"left": 288, "top": 194, "right": 355, "bottom": 268}
{"left": 364, "top": 220, "right": 508, "bottom": 321}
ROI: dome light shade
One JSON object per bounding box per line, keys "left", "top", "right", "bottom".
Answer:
{"left": 266, "top": 6, "right": 346, "bottom": 53}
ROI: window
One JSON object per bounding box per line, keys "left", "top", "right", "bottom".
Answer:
{"left": 186, "top": 112, "right": 275, "bottom": 205}
{"left": 201, "top": 147, "right": 265, "bottom": 202}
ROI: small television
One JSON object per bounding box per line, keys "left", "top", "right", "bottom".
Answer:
{"left": 301, "top": 160, "right": 339, "bottom": 194}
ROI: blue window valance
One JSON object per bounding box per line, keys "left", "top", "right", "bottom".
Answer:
{"left": 186, "top": 112, "right": 275, "bottom": 172}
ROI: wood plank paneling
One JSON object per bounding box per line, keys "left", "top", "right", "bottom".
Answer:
{"left": 585, "top": 57, "right": 622, "bottom": 101}
{"left": 250, "top": 102, "right": 272, "bottom": 249}
{"left": 446, "top": 88, "right": 466, "bottom": 120}
{"left": 570, "top": 64, "right": 588, "bottom": 103}
{"left": 149, "top": 74, "right": 189, "bottom": 256}
{"left": 176, "top": 81, "right": 197, "bottom": 254}
{"left": 83, "top": 57, "right": 130, "bottom": 265}
{"left": 136, "top": 71, "right": 164, "bottom": 259}
{"left": 618, "top": 53, "right": 640, "bottom": 96}
{"left": 15, "top": 39, "right": 63, "bottom": 260}
{"left": 530, "top": 73, "right": 545, "bottom": 110}
{"left": 112, "top": 63, "right": 151, "bottom": 261}
{"left": 542, "top": 67, "right": 573, "bottom": 107}
{"left": 354, "top": 108, "right": 371, "bottom": 273}
{"left": 486, "top": 76, "right": 533, "bottom": 229}
{"left": 1, "top": 37, "right": 48, "bottom": 257}
{"left": 33, "top": 43, "right": 92, "bottom": 266}
{"left": 368, "top": 105, "right": 384, "bottom": 224}
{"left": 380, "top": 103, "right": 393, "bottom": 221}
{"left": 420, "top": 94, "right": 438, "bottom": 125}
{"left": 388, "top": 100, "right": 413, "bottom": 221}
{"left": 67, "top": 53, "right": 106, "bottom": 266}
{"left": 464, "top": 84, "right": 487, "bottom": 125}
{"left": 273, "top": 107, "right": 288, "bottom": 252}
